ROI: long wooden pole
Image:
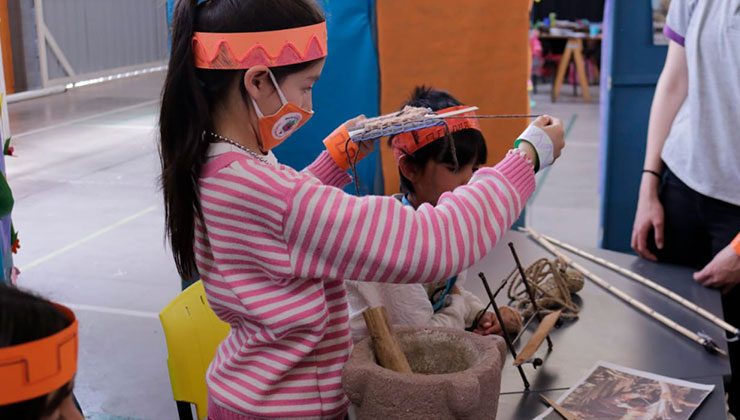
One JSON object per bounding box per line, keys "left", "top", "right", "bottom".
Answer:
{"left": 522, "top": 228, "right": 727, "bottom": 357}
{"left": 539, "top": 232, "right": 739, "bottom": 336}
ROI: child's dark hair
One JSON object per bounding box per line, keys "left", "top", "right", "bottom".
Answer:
{"left": 392, "top": 86, "right": 488, "bottom": 194}
{"left": 159, "top": 0, "right": 325, "bottom": 278}
{"left": 0, "top": 284, "right": 74, "bottom": 419}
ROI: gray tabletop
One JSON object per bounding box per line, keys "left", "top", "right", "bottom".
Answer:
{"left": 463, "top": 231, "right": 732, "bottom": 418}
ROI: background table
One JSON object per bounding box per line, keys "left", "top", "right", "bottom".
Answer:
{"left": 538, "top": 34, "right": 602, "bottom": 102}
{"left": 464, "top": 231, "right": 731, "bottom": 419}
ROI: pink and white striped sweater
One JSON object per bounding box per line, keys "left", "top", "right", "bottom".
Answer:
{"left": 195, "top": 142, "right": 535, "bottom": 419}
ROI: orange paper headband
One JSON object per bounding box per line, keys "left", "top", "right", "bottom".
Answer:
{"left": 391, "top": 105, "right": 482, "bottom": 161}
{"left": 0, "top": 304, "right": 78, "bottom": 405}
{"left": 193, "top": 22, "right": 328, "bottom": 69}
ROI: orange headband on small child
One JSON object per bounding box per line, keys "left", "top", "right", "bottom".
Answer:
{"left": 0, "top": 303, "right": 78, "bottom": 405}
{"left": 390, "top": 105, "right": 482, "bottom": 161}
{"left": 192, "top": 22, "right": 328, "bottom": 69}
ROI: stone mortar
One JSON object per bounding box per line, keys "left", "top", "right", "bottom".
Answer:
{"left": 343, "top": 327, "right": 506, "bottom": 419}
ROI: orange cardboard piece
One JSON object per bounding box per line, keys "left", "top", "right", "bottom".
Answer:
{"left": 376, "top": 0, "right": 530, "bottom": 193}
{"left": 390, "top": 105, "right": 481, "bottom": 161}
{"left": 193, "top": 22, "right": 328, "bottom": 69}
{"left": 0, "top": 304, "right": 78, "bottom": 404}
{"left": 323, "top": 124, "right": 359, "bottom": 171}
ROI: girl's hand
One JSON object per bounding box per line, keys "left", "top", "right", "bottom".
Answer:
{"left": 474, "top": 307, "right": 522, "bottom": 336}
{"left": 356, "top": 138, "right": 375, "bottom": 160}
{"left": 346, "top": 115, "right": 375, "bottom": 161}
{"left": 344, "top": 115, "right": 366, "bottom": 131}
{"left": 323, "top": 115, "right": 375, "bottom": 169}
{"left": 517, "top": 115, "right": 565, "bottom": 170}
{"left": 473, "top": 311, "right": 502, "bottom": 336}
{"left": 532, "top": 115, "right": 565, "bottom": 160}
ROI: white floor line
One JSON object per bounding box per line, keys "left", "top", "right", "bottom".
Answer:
{"left": 18, "top": 206, "right": 157, "bottom": 272}
{"left": 13, "top": 99, "right": 160, "bottom": 139}
{"left": 77, "top": 123, "right": 156, "bottom": 131}
{"left": 63, "top": 302, "right": 159, "bottom": 319}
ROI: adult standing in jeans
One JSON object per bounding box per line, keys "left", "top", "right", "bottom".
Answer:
{"left": 631, "top": 0, "right": 740, "bottom": 412}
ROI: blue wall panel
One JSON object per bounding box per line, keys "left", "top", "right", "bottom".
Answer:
{"left": 277, "top": 0, "right": 381, "bottom": 195}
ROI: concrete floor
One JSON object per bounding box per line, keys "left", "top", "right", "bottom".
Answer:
{"left": 527, "top": 83, "right": 602, "bottom": 247}
{"left": 6, "top": 73, "right": 601, "bottom": 419}
{"left": 9, "top": 73, "right": 178, "bottom": 419}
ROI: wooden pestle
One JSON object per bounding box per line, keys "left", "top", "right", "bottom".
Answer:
{"left": 362, "top": 306, "right": 412, "bottom": 373}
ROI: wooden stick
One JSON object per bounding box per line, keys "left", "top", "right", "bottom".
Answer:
{"left": 450, "top": 114, "right": 541, "bottom": 119}
{"left": 510, "top": 242, "right": 553, "bottom": 349}
{"left": 479, "top": 272, "right": 531, "bottom": 389}
{"left": 425, "top": 106, "right": 479, "bottom": 119}
{"left": 539, "top": 233, "right": 739, "bottom": 336}
{"left": 514, "top": 310, "right": 562, "bottom": 366}
{"left": 362, "top": 306, "right": 412, "bottom": 373}
{"left": 522, "top": 228, "right": 727, "bottom": 357}
{"left": 540, "top": 394, "right": 579, "bottom": 420}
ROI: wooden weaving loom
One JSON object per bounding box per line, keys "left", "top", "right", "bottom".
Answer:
{"left": 478, "top": 242, "right": 564, "bottom": 390}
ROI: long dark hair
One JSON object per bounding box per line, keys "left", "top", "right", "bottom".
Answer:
{"left": 159, "top": 0, "right": 325, "bottom": 278}
{"left": 0, "top": 284, "right": 74, "bottom": 419}
{"left": 392, "top": 86, "right": 488, "bottom": 194}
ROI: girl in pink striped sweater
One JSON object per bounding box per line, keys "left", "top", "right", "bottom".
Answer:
{"left": 159, "top": 1, "right": 564, "bottom": 418}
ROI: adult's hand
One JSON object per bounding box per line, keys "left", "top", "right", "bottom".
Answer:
{"left": 631, "top": 194, "right": 664, "bottom": 261}
{"left": 694, "top": 242, "right": 740, "bottom": 294}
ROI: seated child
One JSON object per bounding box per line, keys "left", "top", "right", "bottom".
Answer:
{"left": 346, "top": 87, "right": 523, "bottom": 340}
{"left": 0, "top": 284, "right": 82, "bottom": 420}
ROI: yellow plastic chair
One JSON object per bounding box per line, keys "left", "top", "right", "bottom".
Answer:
{"left": 160, "top": 280, "right": 230, "bottom": 420}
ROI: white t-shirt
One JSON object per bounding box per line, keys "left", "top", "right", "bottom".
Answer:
{"left": 661, "top": 0, "right": 740, "bottom": 206}
{"left": 345, "top": 270, "right": 486, "bottom": 341}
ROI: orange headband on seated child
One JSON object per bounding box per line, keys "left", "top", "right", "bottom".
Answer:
{"left": 390, "top": 105, "right": 482, "bottom": 161}
{"left": 193, "top": 22, "right": 328, "bottom": 69}
{"left": 0, "top": 304, "right": 78, "bottom": 404}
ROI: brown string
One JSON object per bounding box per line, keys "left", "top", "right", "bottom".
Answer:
{"left": 442, "top": 123, "right": 459, "bottom": 171}
{"left": 507, "top": 258, "right": 584, "bottom": 320}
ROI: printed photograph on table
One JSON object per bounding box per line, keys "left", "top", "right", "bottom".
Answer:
{"left": 536, "top": 361, "right": 714, "bottom": 419}
{"left": 651, "top": 0, "right": 672, "bottom": 45}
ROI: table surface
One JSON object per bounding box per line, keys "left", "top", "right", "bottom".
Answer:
{"left": 464, "top": 231, "right": 731, "bottom": 419}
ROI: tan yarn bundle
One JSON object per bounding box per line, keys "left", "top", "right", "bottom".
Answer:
{"left": 349, "top": 106, "right": 440, "bottom": 142}
{"left": 360, "top": 106, "right": 432, "bottom": 133}
{"left": 507, "top": 258, "right": 584, "bottom": 320}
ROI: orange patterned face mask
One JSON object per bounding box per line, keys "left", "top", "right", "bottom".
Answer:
{"left": 250, "top": 71, "right": 313, "bottom": 151}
